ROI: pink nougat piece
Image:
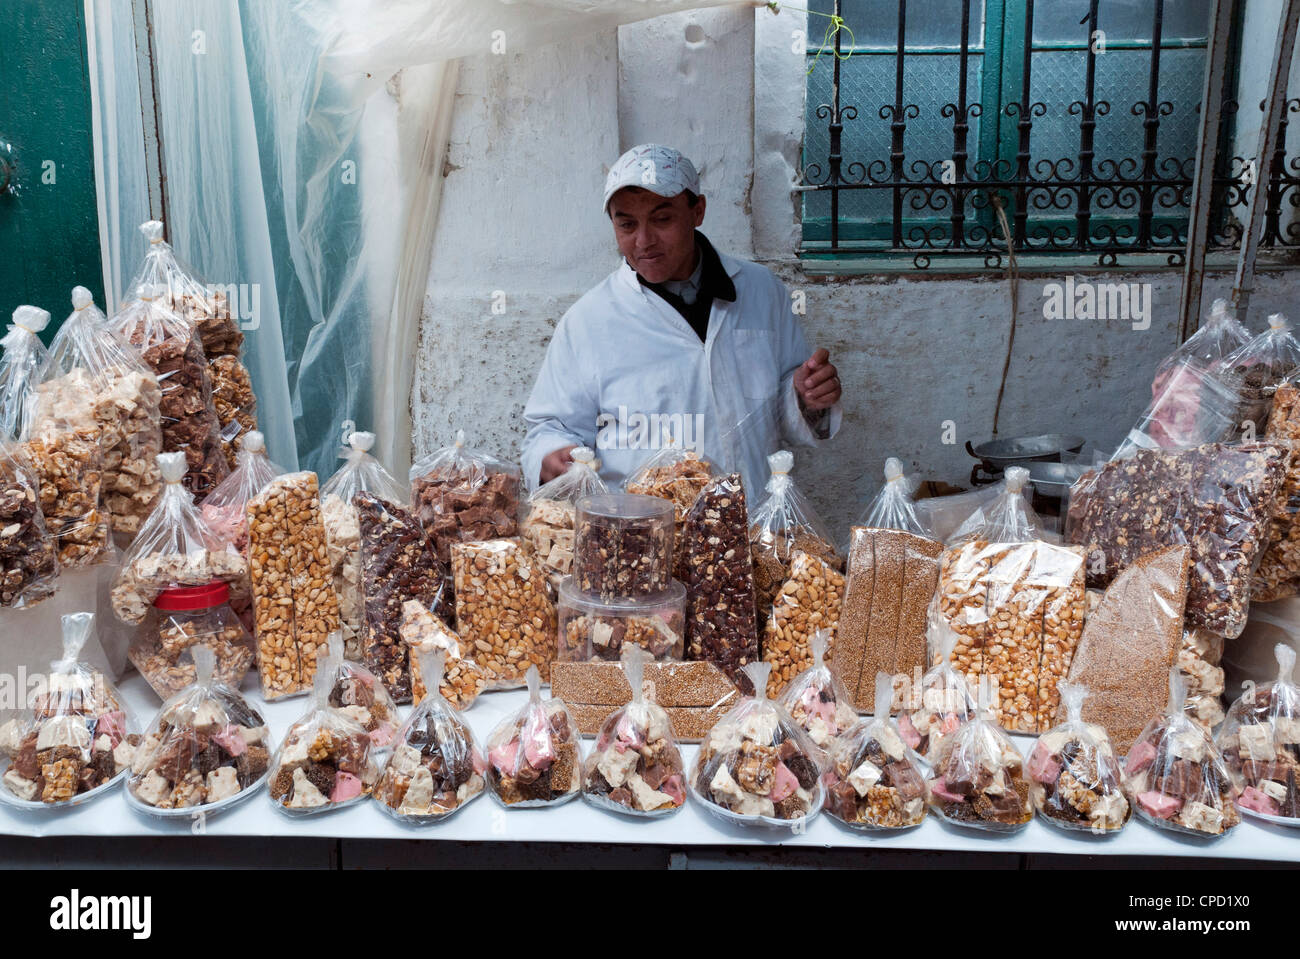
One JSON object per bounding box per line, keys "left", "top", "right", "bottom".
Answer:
{"left": 898, "top": 713, "right": 922, "bottom": 751}
{"left": 489, "top": 741, "right": 519, "bottom": 776}
{"left": 213, "top": 724, "right": 247, "bottom": 757}
{"left": 96, "top": 711, "right": 128, "bottom": 748}
{"left": 660, "top": 774, "right": 685, "bottom": 806}
{"left": 1137, "top": 790, "right": 1182, "bottom": 819}
{"left": 929, "top": 778, "right": 966, "bottom": 803}
{"left": 369, "top": 723, "right": 395, "bottom": 748}
{"left": 523, "top": 731, "right": 555, "bottom": 769}
{"left": 939, "top": 713, "right": 961, "bottom": 736}
{"left": 1125, "top": 740, "right": 1157, "bottom": 776}
{"left": 614, "top": 714, "right": 645, "bottom": 750}
{"left": 1027, "top": 744, "right": 1062, "bottom": 784}
{"left": 472, "top": 749, "right": 487, "bottom": 776}
{"left": 770, "top": 762, "right": 799, "bottom": 803}
{"left": 1237, "top": 786, "right": 1280, "bottom": 816}
{"left": 331, "top": 772, "right": 363, "bottom": 803}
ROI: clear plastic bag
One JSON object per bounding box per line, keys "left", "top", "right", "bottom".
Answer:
{"left": 267, "top": 641, "right": 381, "bottom": 815}
{"left": 485, "top": 665, "right": 582, "bottom": 808}
{"left": 900, "top": 621, "right": 975, "bottom": 761}
{"left": 1062, "top": 545, "right": 1191, "bottom": 754}
{"left": 0, "top": 439, "right": 59, "bottom": 608}
{"left": 20, "top": 426, "right": 112, "bottom": 568}
{"left": 246, "top": 471, "right": 341, "bottom": 700}
{"left": 682, "top": 472, "right": 760, "bottom": 693}
{"left": 31, "top": 287, "right": 164, "bottom": 536}
{"left": 356, "top": 491, "right": 451, "bottom": 702}
{"left": 521, "top": 446, "right": 606, "bottom": 595}
{"left": 824, "top": 672, "right": 928, "bottom": 830}
{"left": 316, "top": 631, "right": 400, "bottom": 750}
{"left": 1124, "top": 668, "right": 1239, "bottom": 838}
{"left": 199, "top": 431, "right": 283, "bottom": 553}
{"left": 319, "top": 431, "right": 407, "bottom": 659}
{"left": 1151, "top": 298, "right": 1249, "bottom": 393}
{"left": 1214, "top": 312, "right": 1300, "bottom": 436}
{"left": 0, "top": 613, "right": 137, "bottom": 807}
{"left": 126, "top": 646, "right": 273, "bottom": 815}
{"left": 1066, "top": 441, "right": 1287, "bottom": 638}
{"left": 763, "top": 552, "right": 846, "bottom": 700}
{"left": 836, "top": 471, "right": 943, "bottom": 713}
{"left": 108, "top": 283, "right": 229, "bottom": 499}
{"left": 774, "top": 630, "right": 858, "bottom": 748}
{"left": 1253, "top": 378, "right": 1300, "bottom": 601}
{"left": 625, "top": 439, "right": 719, "bottom": 582}
{"left": 409, "top": 428, "right": 522, "bottom": 567}
{"left": 858, "top": 457, "right": 932, "bottom": 536}
{"left": 934, "top": 467, "right": 1088, "bottom": 733}
{"left": 924, "top": 674, "right": 1033, "bottom": 832}
{"left": 1218, "top": 644, "right": 1300, "bottom": 824}
{"left": 111, "top": 452, "right": 248, "bottom": 624}
{"left": 749, "top": 450, "right": 841, "bottom": 632}
{"left": 1113, "top": 360, "right": 1240, "bottom": 460}
{"left": 1027, "top": 683, "right": 1130, "bottom": 834}
{"left": 690, "top": 661, "right": 828, "bottom": 827}
{"left": 583, "top": 644, "right": 686, "bottom": 817}
{"left": 374, "top": 649, "right": 487, "bottom": 823}
{"left": 452, "top": 538, "right": 556, "bottom": 689}
{"left": 0, "top": 305, "right": 51, "bottom": 441}
{"left": 401, "top": 599, "right": 487, "bottom": 710}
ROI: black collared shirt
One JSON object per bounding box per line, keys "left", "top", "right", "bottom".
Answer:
{"left": 636, "top": 231, "right": 737, "bottom": 342}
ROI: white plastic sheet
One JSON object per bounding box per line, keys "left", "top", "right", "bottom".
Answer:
{"left": 87, "top": 0, "right": 748, "bottom": 480}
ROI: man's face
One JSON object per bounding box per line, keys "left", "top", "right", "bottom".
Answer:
{"left": 609, "top": 188, "right": 706, "bottom": 284}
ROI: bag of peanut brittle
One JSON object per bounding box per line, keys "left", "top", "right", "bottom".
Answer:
{"left": 1252, "top": 374, "right": 1300, "bottom": 601}
{"left": 774, "top": 630, "right": 857, "bottom": 748}
{"left": 935, "top": 467, "right": 1088, "bottom": 735}
{"left": 903, "top": 620, "right": 975, "bottom": 762}
{"left": 400, "top": 599, "right": 486, "bottom": 710}
{"left": 0, "top": 612, "right": 138, "bottom": 808}
{"left": 690, "top": 661, "right": 828, "bottom": 829}
{"left": 521, "top": 446, "right": 607, "bottom": 596}
{"left": 1027, "top": 683, "right": 1130, "bottom": 834}
{"left": 0, "top": 305, "right": 51, "bottom": 441}
{"left": 267, "top": 640, "right": 382, "bottom": 815}
{"left": 409, "top": 428, "right": 522, "bottom": 567}
{"left": 111, "top": 452, "right": 247, "bottom": 625}
{"left": 583, "top": 644, "right": 686, "bottom": 818}
{"left": 314, "top": 632, "right": 400, "bottom": 751}
{"left": 824, "top": 672, "right": 928, "bottom": 830}
{"left": 485, "top": 664, "right": 582, "bottom": 808}
{"left": 1125, "top": 668, "right": 1239, "bottom": 839}
{"left": 750, "top": 450, "right": 841, "bottom": 633}
{"left": 1213, "top": 312, "right": 1300, "bottom": 437}
{"left": 1217, "top": 643, "right": 1300, "bottom": 825}
{"left": 374, "top": 649, "right": 487, "bottom": 823}
{"left": 925, "top": 674, "right": 1033, "bottom": 832}
{"left": 126, "top": 645, "right": 273, "bottom": 817}
{"left": 30, "top": 287, "right": 164, "bottom": 540}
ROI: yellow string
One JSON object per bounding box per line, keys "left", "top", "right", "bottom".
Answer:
{"left": 765, "top": 2, "right": 855, "bottom": 75}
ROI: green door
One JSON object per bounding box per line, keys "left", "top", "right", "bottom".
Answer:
{"left": 0, "top": 0, "right": 104, "bottom": 342}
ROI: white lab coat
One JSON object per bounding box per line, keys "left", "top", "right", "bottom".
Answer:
{"left": 520, "top": 250, "right": 842, "bottom": 496}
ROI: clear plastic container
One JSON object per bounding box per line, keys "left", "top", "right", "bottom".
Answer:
{"left": 556, "top": 577, "right": 686, "bottom": 662}
{"left": 128, "top": 580, "right": 256, "bottom": 699}
{"left": 573, "top": 492, "right": 675, "bottom": 600}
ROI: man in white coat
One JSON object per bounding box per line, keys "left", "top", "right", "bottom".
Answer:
{"left": 520, "top": 144, "right": 843, "bottom": 492}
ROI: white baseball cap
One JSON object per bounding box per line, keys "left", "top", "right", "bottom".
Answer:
{"left": 603, "top": 144, "right": 701, "bottom": 212}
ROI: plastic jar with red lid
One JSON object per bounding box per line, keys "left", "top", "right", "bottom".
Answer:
{"left": 128, "top": 580, "right": 256, "bottom": 698}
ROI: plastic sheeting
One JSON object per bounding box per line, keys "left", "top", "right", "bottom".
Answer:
{"left": 87, "top": 0, "right": 750, "bottom": 480}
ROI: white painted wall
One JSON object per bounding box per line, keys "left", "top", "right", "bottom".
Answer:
{"left": 413, "top": 7, "right": 1300, "bottom": 536}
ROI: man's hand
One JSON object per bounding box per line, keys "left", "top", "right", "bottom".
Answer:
{"left": 794, "top": 348, "right": 841, "bottom": 412}
{"left": 539, "top": 445, "right": 577, "bottom": 484}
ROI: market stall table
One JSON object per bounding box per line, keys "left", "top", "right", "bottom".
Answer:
{"left": 0, "top": 670, "right": 1296, "bottom": 861}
